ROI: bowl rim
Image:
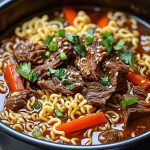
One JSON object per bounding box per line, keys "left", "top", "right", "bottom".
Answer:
{"left": 0, "top": 122, "right": 150, "bottom": 149}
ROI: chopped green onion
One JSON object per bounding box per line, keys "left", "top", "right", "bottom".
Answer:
{"left": 33, "top": 129, "right": 42, "bottom": 138}
{"left": 44, "top": 36, "right": 54, "bottom": 45}
{"left": 45, "top": 51, "right": 51, "bottom": 58}
{"left": 58, "top": 29, "right": 65, "bottom": 37}
{"left": 73, "top": 45, "right": 86, "bottom": 57}
{"left": 121, "top": 97, "right": 138, "bottom": 108}
{"left": 101, "top": 74, "right": 110, "bottom": 86}
{"left": 49, "top": 41, "right": 58, "bottom": 51}
{"left": 59, "top": 51, "right": 67, "bottom": 60}
{"left": 66, "top": 33, "right": 80, "bottom": 44}
{"left": 54, "top": 17, "right": 65, "bottom": 23}
{"left": 84, "top": 29, "right": 94, "bottom": 45}
{"left": 33, "top": 101, "right": 41, "bottom": 110}
{"left": 54, "top": 109, "right": 63, "bottom": 118}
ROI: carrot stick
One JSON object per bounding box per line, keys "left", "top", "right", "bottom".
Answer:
{"left": 63, "top": 7, "right": 77, "bottom": 25}
{"left": 4, "top": 64, "right": 24, "bottom": 92}
{"left": 127, "top": 72, "right": 150, "bottom": 89}
{"left": 57, "top": 112, "right": 107, "bottom": 134}
{"left": 97, "top": 15, "right": 109, "bottom": 28}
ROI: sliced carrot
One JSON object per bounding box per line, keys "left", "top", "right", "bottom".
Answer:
{"left": 63, "top": 7, "right": 77, "bottom": 25}
{"left": 4, "top": 64, "right": 24, "bottom": 92}
{"left": 97, "top": 15, "right": 109, "bottom": 28}
{"left": 127, "top": 72, "right": 150, "bottom": 89}
{"left": 57, "top": 112, "right": 107, "bottom": 134}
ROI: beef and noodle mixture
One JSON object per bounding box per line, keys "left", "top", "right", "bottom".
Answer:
{"left": 0, "top": 7, "right": 150, "bottom": 145}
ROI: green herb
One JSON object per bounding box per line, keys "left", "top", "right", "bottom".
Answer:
{"left": 121, "top": 97, "right": 138, "bottom": 108}
{"left": 59, "top": 51, "right": 67, "bottom": 60}
{"left": 101, "top": 74, "right": 110, "bottom": 86}
{"left": 58, "top": 29, "right": 65, "bottom": 37}
{"left": 49, "top": 41, "right": 58, "bottom": 51}
{"left": 33, "top": 101, "right": 41, "bottom": 110}
{"left": 66, "top": 33, "right": 80, "bottom": 44}
{"left": 48, "top": 67, "right": 66, "bottom": 79}
{"left": 62, "top": 79, "right": 75, "bottom": 89}
{"left": 54, "top": 17, "right": 65, "bottom": 23}
{"left": 45, "top": 51, "right": 51, "bottom": 58}
{"left": 16, "top": 63, "right": 38, "bottom": 83}
{"left": 44, "top": 36, "right": 54, "bottom": 45}
{"left": 28, "top": 70, "right": 38, "bottom": 83}
{"left": 54, "top": 109, "right": 63, "bottom": 118}
{"left": 102, "top": 32, "right": 115, "bottom": 54}
{"left": 74, "top": 45, "right": 86, "bottom": 57}
{"left": 33, "top": 129, "right": 42, "bottom": 138}
{"left": 84, "top": 29, "right": 94, "bottom": 45}
{"left": 118, "top": 49, "right": 135, "bottom": 66}
{"left": 114, "top": 40, "right": 125, "bottom": 50}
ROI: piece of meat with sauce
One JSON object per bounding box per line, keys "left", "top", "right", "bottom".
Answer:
{"left": 99, "top": 130, "right": 123, "bottom": 144}
{"left": 34, "top": 37, "right": 73, "bottom": 75}
{"left": 13, "top": 41, "right": 47, "bottom": 65}
{"left": 45, "top": 37, "right": 73, "bottom": 68}
{"left": 103, "top": 58, "right": 129, "bottom": 94}
{"left": 122, "top": 87, "right": 150, "bottom": 126}
{"left": 85, "top": 82, "right": 114, "bottom": 107}
{"left": 75, "top": 42, "right": 107, "bottom": 81}
{"left": 4, "top": 90, "right": 32, "bottom": 112}
{"left": 37, "top": 66, "right": 84, "bottom": 95}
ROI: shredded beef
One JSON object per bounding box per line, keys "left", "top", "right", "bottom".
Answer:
{"left": 75, "top": 42, "right": 107, "bottom": 81}
{"left": 99, "top": 130, "right": 123, "bottom": 144}
{"left": 13, "top": 41, "right": 47, "bottom": 64}
{"left": 37, "top": 66, "right": 84, "bottom": 95}
{"left": 122, "top": 87, "right": 150, "bottom": 126}
{"left": 85, "top": 82, "right": 114, "bottom": 107}
{"left": 103, "top": 58, "right": 129, "bottom": 94}
{"left": 45, "top": 37, "right": 73, "bottom": 68}
{"left": 4, "top": 90, "right": 32, "bottom": 112}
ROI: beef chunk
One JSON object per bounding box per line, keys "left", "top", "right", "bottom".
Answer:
{"left": 133, "top": 86, "right": 147, "bottom": 100}
{"left": 45, "top": 37, "right": 73, "bottom": 68}
{"left": 13, "top": 41, "right": 47, "bottom": 65}
{"left": 122, "top": 88, "right": 150, "bottom": 126}
{"left": 85, "top": 82, "right": 114, "bottom": 107}
{"left": 99, "top": 130, "right": 123, "bottom": 144}
{"left": 37, "top": 66, "right": 84, "bottom": 95}
{"left": 4, "top": 90, "right": 32, "bottom": 112}
{"left": 103, "top": 58, "right": 129, "bottom": 94}
{"left": 75, "top": 42, "right": 107, "bottom": 81}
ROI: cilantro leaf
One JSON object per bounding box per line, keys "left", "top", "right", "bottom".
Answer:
{"left": 121, "top": 97, "right": 137, "bottom": 108}
{"left": 48, "top": 67, "right": 66, "bottom": 79}
{"left": 66, "top": 33, "right": 80, "bottom": 44}
{"left": 62, "top": 79, "right": 75, "bottom": 89}
{"left": 73, "top": 45, "right": 86, "bottom": 57}
{"left": 118, "top": 49, "right": 135, "bottom": 66}
{"left": 84, "top": 29, "right": 94, "bottom": 45}
{"left": 114, "top": 40, "right": 125, "bottom": 50}
{"left": 28, "top": 71, "right": 38, "bottom": 83}
{"left": 102, "top": 32, "right": 115, "bottom": 54}
{"left": 101, "top": 74, "right": 110, "bottom": 86}
{"left": 16, "top": 63, "right": 38, "bottom": 83}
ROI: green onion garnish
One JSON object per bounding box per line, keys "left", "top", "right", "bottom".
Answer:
{"left": 59, "top": 52, "right": 67, "bottom": 60}
{"left": 54, "top": 109, "right": 63, "bottom": 118}
{"left": 121, "top": 97, "right": 138, "bottom": 108}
